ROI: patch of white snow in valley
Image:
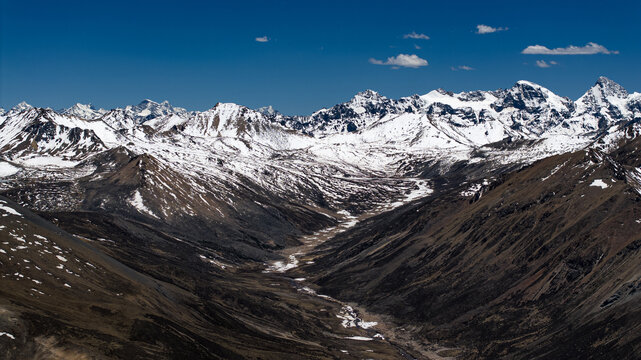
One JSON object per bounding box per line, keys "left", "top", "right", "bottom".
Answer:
{"left": 265, "top": 254, "right": 299, "bottom": 273}
{"left": 460, "top": 183, "right": 482, "bottom": 197}
{"left": 0, "top": 332, "right": 15, "bottom": 339}
{"left": 387, "top": 179, "right": 433, "bottom": 209}
{"left": 298, "top": 286, "right": 317, "bottom": 295}
{"left": 336, "top": 209, "right": 351, "bottom": 217}
{"left": 0, "top": 162, "right": 19, "bottom": 177}
{"left": 541, "top": 160, "right": 568, "bottom": 181}
{"left": 590, "top": 179, "right": 609, "bottom": 189}
{"left": 337, "top": 305, "right": 378, "bottom": 329}
{"left": 198, "top": 254, "right": 228, "bottom": 270}
{"left": 341, "top": 217, "right": 359, "bottom": 229}
{"left": 0, "top": 201, "right": 21, "bottom": 217}
{"left": 19, "top": 156, "right": 79, "bottom": 168}
{"left": 128, "top": 191, "right": 158, "bottom": 218}
{"left": 345, "top": 336, "right": 373, "bottom": 341}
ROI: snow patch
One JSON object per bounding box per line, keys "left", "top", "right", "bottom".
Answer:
{"left": 19, "top": 156, "right": 79, "bottom": 168}
{"left": 344, "top": 336, "right": 373, "bottom": 341}
{"left": 0, "top": 162, "right": 19, "bottom": 177}
{"left": 542, "top": 161, "right": 568, "bottom": 181}
{"left": 0, "top": 201, "right": 21, "bottom": 217}
{"left": 460, "top": 183, "right": 482, "bottom": 197}
{"left": 337, "top": 305, "right": 378, "bottom": 329}
{"left": 590, "top": 179, "right": 609, "bottom": 189}
{"left": 129, "top": 190, "right": 159, "bottom": 218}
{"left": 265, "top": 254, "right": 299, "bottom": 273}
{"left": 387, "top": 179, "right": 433, "bottom": 208}
{"left": 0, "top": 332, "right": 15, "bottom": 340}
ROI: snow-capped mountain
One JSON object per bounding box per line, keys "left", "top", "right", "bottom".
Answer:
{"left": 60, "top": 103, "right": 108, "bottom": 120}
{"left": 1, "top": 77, "right": 639, "bottom": 175}
{"left": 256, "top": 105, "right": 281, "bottom": 117}
{"left": 5, "top": 101, "right": 33, "bottom": 116}
{"left": 573, "top": 76, "right": 636, "bottom": 131}
{"left": 0, "top": 107, "right": 110, "bottom": 161}
{"left": 99, "top": 99, "right": 190, "bottom": 130}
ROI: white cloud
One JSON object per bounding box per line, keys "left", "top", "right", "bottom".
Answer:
{"left": 403, "top": 32, "right": 430, "bottom": 40}
{"left": 414, "top": 44, "right": 422, "bottom": 50}
{"left": 255, "top": 36, "right": 269, "bottom": 42}
{"left": 451, "top": 65, "right": 475, "bottom": 71}
{"left": 535, "top": 60, "right": 551, "bottom": 68}
{"left": 370, "top": 54, "right": 428, "bottom": 68}
{"left": 476, "top": 24, "right": 507, "bottom": 34}
{"left": 522, "top": 42, "right": 618, "bottom": 55}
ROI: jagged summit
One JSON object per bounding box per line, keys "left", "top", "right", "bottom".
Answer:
{"left": 256, "top": 105, "right": 281, "bottom": 117}
{"left": 61, "top": 103, "right": 107, "bottom": 120}
{"left": 10, "top": 101, "right": 33, "bottom": 113}
{"left": 514, "top": 79, "right": 542, "bottom": 88}
{"left": 129, "top": 99, "right": 186, "bottom": 118}
{"left": 353, "top": 89, "right": 383, "bottom": 100}
{"left": 593, "top": 76, "right": 628, "bottom": 98}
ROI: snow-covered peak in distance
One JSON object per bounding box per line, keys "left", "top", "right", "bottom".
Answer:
{"left": 352, "top": 89, "right": 385, "bottom": 101}
{"left": 142, "top": 101, "right": 282, "bottom": 139}
{"left": 594, "top": 76, "right": 629, "bottom": 98}
{"left": 4, "top": 76, "right": 638, "bottom": 148}
{"left": 256, "top": 105, "right": 281, "bottom": 117}
{"left": 498, "top": 80, "right": 572, "bottom": 110}
{"left": 61, "top": 103, "right": 108, "bottom": 120}
{"left": 8, "top": 101, "right": 33, "bottom": 115}
{"left": 1, "top": 76, "right": 640, "bottom": 190}
{"left": 279, "top": 89, "right": 403, "bottom": 135}
{"left": 126, "top": 99, "right": 189, "bottom": 122}
{"left": 181, "top": 102, "right": 280, "bottom": 137}
{"left": 573, "top": 76, "right": 634, "bottom": 132}
{"left": 99, "top": 99, "right": 190, "bottom": 130}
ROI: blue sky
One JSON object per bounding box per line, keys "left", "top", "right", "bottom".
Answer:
{"left": 1, "top": 0, "right": 639, "bottom": 115}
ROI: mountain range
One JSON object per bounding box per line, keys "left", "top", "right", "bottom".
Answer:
{"left": 1, "top": 77, "right": 641, "bottom": 359}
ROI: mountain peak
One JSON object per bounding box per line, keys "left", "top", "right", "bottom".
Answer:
{"left": 15, "top": 101, "right": 32, "bottom": 108}
{"left": 256, "top": 105, "right": 280, "bottom": 117}
{"left": 594, "top": 76, "right": 628, "bottom": 97}
{"left": 353, "top": 89, "right": 383, "bottom": 100}
{"left": 138, "top": 99, "right": 158, "bottom": 106}
{"left": 514, "top": 80, "right": 544, "bottom": 90}
{"left": 10, "top": 101, "right": 33, "bottom": 113}
{"left": 61, "top": 103, "right": 107, "bottom": 119}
